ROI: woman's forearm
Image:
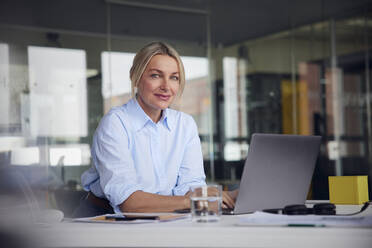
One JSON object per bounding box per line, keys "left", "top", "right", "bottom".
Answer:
{"left": 119, "top": 190, "right": 190, "bottom": 213}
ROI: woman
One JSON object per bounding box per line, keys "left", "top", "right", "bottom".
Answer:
{"left": 73, "top": 42, "right": 235, "bottom": 217}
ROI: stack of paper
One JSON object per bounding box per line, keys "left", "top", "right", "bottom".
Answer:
{"left": 238, "top": 211, "right": 372, "bottom": 227}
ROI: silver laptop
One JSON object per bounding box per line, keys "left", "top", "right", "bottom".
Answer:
{"left": 226, "top": 133, "right": 321, "bottom": 215}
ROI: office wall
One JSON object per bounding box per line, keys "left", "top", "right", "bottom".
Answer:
{"left": 0, "top": 2, "right": 371, "bottom": 216}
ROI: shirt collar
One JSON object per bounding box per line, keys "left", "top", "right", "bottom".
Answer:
{"left": 161, "top": 108, "right": 173, "bottom": 132}
{"left": 127, "top": 98, "right": 173, "bottom": 132}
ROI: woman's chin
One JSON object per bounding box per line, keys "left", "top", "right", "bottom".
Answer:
{"left": 155, "top": 100, "right": 173, "bottom": 109}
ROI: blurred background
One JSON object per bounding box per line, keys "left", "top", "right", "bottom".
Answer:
{"left": 0, "top": 0, "right": 372, "bottom": 218}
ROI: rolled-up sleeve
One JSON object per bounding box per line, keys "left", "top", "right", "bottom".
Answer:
{"left": 93, "top": 112, "right": 143, "bottom": 207}
{"left": 173, "top": 116, "right": 206, "bottom": 196}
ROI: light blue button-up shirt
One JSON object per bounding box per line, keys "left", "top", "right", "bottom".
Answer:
{"left": 81, "top": 98, "right": 206, "bottom": 213}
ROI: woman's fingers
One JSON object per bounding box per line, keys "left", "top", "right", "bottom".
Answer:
{"left": 230, "top": 189, "right": 239, "bottom": 200}
{"left": 222, "top": 191, "right": 235, "bottom": 209}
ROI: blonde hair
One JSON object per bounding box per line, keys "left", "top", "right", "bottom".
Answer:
{"left": 129, "top": 41, "right": 185, "bottom": 98}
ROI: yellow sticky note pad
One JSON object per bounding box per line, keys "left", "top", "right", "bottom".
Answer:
{"left": 328, "top": 176, "right": 369, "bottom": 205}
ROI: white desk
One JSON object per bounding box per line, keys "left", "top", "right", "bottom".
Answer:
{"left": 36, "top": 208, "right": 372, "bottom": 248}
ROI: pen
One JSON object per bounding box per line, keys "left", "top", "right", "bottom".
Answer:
{"left": 105, "top": 215, "right": 159, "bottom": 221}
{"left": 287, "top": 223, "right": 326, "bottom": 227}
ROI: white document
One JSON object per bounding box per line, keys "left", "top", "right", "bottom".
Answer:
{"left": 73, "top": 213, "right": 189, "bottom": 224}
{"left": 238, "top": 211, "right": 372, "bottom": 227}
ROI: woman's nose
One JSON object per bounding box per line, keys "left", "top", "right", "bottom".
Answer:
{"left": 160, "top": 78, "right": 170, "bottom": 90}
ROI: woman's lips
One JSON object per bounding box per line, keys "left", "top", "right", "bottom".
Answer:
{"left": 155, "top": 94, "right": 171, "bottom": 101}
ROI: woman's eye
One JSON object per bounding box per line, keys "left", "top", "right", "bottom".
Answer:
{"left": 171, "top": 76, "right": 179, "bottom": 81}
{"left": 150, "top": 74, "right": 160, "bottom": 79}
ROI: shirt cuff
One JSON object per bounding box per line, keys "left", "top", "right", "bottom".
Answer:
{"left": 173, "top": 181, "right": 206, "bottom": 196}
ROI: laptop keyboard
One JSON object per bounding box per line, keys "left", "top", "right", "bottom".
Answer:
{"left": 222, "top": 208, "right": 234, "bottom": 215}
{"left": 174, "top": 208, "right": 235, "bottom": 215}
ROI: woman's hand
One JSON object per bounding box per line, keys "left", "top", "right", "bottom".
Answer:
{"left": 222, "top": 189, "right": 239, "bottom": 209}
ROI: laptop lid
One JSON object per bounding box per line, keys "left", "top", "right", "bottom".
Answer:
{"left": 233, "top": 133, "right": 321, "bottom": 214}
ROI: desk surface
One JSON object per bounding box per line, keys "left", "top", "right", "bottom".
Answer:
{"left": 36, "top": 207, "right": 372, "bottom": 248}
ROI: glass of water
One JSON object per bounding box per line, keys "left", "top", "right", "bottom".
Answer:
{"left": 190, "top": 184, "right": 222, "bottom": 222}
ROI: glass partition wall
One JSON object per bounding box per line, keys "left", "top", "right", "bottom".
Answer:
{"left": 0, "top": 1, "right": 214, "bottom": 217}
{"left": 0, "top": 2, "right": 371, "bottom": 218}
{"left": 217, "top": 12, "right": 372, "bottom": 198}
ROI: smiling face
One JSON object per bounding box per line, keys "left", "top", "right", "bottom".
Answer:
{"left": 136, "top": 54, "right": 180, "bottom": 122}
